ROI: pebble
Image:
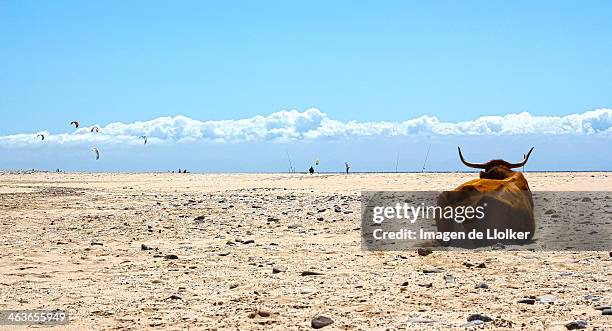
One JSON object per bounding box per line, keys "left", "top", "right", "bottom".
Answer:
{"left": 311, "top": 316, "right": 334, "bottom": 329}
{"left": 301, "top": 271, "right": 324, "bottom": 276}
{"left": 462, "top": 320, "right": 484, "bottom": 327}
{"left": 167, "top": 294, "right": 182, "bottom": 300}
{"left": 594, "top": 305, "right": 611, "bottom": 310}
{"left": 90, "top": 242, "right": 103, "bottom": 246}
{"left": 272, "top": 266, "right": 287, "bottom": 273}
{"left": 422, "top": 268, "right": 445, "bottom": 274}
{"left": 444, "top": 274, "right": 455, "bottom": 284}
{"left": 229, "top": 283, "right": 239, "bottom": 289}
{"left": 539, "top": 294, "right": 557, "bottom": 304}
{"left": 218, "top": 251, "right": 230, "bottom": 256}
{"left": 300, "top": 288, "right": 315, "bottom": 294}
{"left": 417, "top": 248, "right": 433, "bottom": 256}
{"left": 288, "top": 224, "right": 302, "bottom": 229}
{"left": 242, "top": 239, "right": 255, "bottom": 245}
{"left": 467, "top": 314, "right": 493, "bottom": 323}
{"left": 141, "top": 244, "right": 154, "bottom": 251}
{"left": 475, "top": 282, "right": 489, "bottom": 289}
{"left": 418, "top": 283, "right": 433, "bottom": 288}
{"left": 164, "top": 254, "right": 178, "bottom": 260}
{"left": 602, "top": 308, "right": 612, "bottom": 315}
{"left": 564, "top": 320, "right": 587, "bottom": 330}
{"left": 257, "top": 310, "right": 271, "bottom": 318}
{"left": 408, "top": 317, "right": 435, "bottom": 323}
{"left": 518, "top": 298, "right": 536, "bottom": 305}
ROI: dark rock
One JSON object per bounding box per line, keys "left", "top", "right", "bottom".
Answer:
{"left": 257, "top": 310, "right": 271, "bottom": 317}
{"left": 194, "top": 215, "right": 205, "bottom": 221}
{"left": 218, "top": 251, "right": 230, "bottom": 256}
{"left": 602, "top": 308, "right": 612, "bottom": 315}
{"left": 301, "top": 271, "right": 324, "bottom": 276}
{"left": 311, "top": 316, "right": 334, "bottom": 329}
{"left": 418, "top": 283, "right": 433, "bottom": 288}
{"left": 417, "top": 248, "right": 433, "bottom": 256}
{"left": 141, "top": 244, "right": 153, "bottom": 250}
{"left": 229, "top": 283, "right": 239, "bottom": 289}
{"left": 518, "top": 298, "right": 536, "bottom": 305}
{"left": 475, "top": 282, "right": 489, "bottom": 289}
{"left": 164, "top": 254, "right": 178, "bottom": 260}
{"left": 467, "top": 314, "right": 493, "bottom": 323}
{"left": 91, "top": 242, "right": 103, "bottom": 246}
{"left": 422, "top": 268, "right": 445, "bottom": 274}
{"left": 565, "top": 320, "right": 587, "bottom": 330}
{"left": 401, "top": 281, "right": 410, "bottom": 286}
{"left": 242, "top": 239, "right": 255, "bottom": 245}
{"left": 273, "top": 266, "right": 287, "bottom": 273}
{"left": 594, "top": 305, "right": 611, "bottom": 310}
{"left": 581, "top": 197, "right": 591, "bottom": 202}
{"left": 167, "top": 295, "right": 182, "bottom": 300}
{"left": 316, "top": 217, "right": 324, "bottom": 222}
{"left": 288, "top": 224, "right": 302, "bottom": 229}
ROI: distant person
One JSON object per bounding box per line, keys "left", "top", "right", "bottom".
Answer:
{"left": 309, "top": 166, "right": 315, "bottom": 175}
{"left": 345, "top": 162, "right": 350, "bottom": 174}
{"left": 183, "top": 169, "right": 188, "bottom": 173}
{"left": 178, "top": 168, "right": 181, "bottom": 174}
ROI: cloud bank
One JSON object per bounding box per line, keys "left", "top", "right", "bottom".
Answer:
{"left": 1, "top": 108, "right": 611, "bottom": 148}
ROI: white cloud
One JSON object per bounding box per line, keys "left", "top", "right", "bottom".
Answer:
{"left": 1, "top": 108, "right": 611, "bottom": 148}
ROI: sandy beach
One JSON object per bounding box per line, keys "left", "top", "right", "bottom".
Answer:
{"left": 0, "top": 172, "right": 610, "bottom": 330}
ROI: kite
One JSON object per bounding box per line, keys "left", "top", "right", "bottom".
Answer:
{"left": 140, "top": 136, "right": 148, "bottom": 145}
{"left": 70, "top": 121, "right": 79, "bottom": 129}
{"left": 92, "top": 147, "right": 100, "bottom": 160}
{"left": 37, "top": 134, "right": 45, "bottom": 141}
{"left": 90, "top": 126, "right": 100, "bottom": 133}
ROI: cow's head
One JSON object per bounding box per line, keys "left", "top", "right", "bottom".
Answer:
{"left": 458, "top": 147, "right": 534, "bottom": 180}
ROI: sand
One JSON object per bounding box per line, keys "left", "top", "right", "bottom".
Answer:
{"left": 0, "top": 172, "right": 610, "bottom": 330}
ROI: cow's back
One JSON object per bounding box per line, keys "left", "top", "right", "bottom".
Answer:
{"left": 436, "top": 172, "right": 535, "bottom": 247}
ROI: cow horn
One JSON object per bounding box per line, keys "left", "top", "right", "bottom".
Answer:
{"left": 508, "top": 147, "right": 534, "bottom": 168}
{"left": 457, "top": 147, "right": 487, "bottom": 169}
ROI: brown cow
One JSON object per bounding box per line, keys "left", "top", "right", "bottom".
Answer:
{"left": 436, "top": 147, "right": 535, "bottom": 247}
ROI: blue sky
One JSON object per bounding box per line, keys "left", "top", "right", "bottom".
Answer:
{"left": 1, "top": 1, "right": 611, "bottom": 171}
